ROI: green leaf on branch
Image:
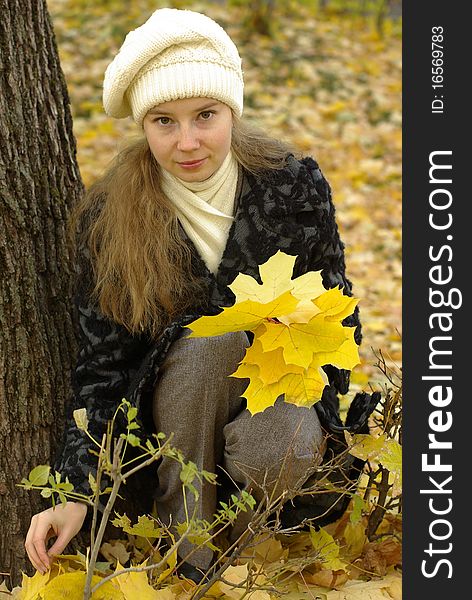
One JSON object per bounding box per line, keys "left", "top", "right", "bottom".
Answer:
{"left": 127, "top": 406, "right": 137, "bottom": 422}
{"left": 26, "top": 465, "right": 51, "bottom": 487}
{"left": 175, "top": 520, "right": 219, "bottom": 551}
{"left": 112, "top": 513, "right": 165, "bottom": 539}
{"left": 88, "top": 472, "right": 97, "bottom": 494}
{"left": 120, "top": 432, "right": 141, "bottom": 447}
{"left": 73, "top": 408, "right": 89, "bottom": 432}
{"left": 179, "top": 461, "right": 199, "bottom": 498}
{"left": 350, "top": 493, "right": 365, "bottom": 524}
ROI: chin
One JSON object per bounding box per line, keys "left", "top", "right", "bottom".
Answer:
{"left": 181, "top": 169, "right": 215, "bottom": 182}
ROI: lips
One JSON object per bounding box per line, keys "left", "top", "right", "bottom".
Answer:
{"left": 178, "top": 158, "right": 207, "bottom": 169}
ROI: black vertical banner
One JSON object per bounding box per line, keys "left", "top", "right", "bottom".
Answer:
{"left": 404, "top": 2, "right": 467, "bottom": 597}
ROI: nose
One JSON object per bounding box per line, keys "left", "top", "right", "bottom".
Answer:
{"left": 176, "top": 124, "right": 200, "bottom": 152}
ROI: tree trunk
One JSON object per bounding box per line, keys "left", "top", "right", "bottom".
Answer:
{"left": 0, "top": 0, "right": 83, "bottom": 586}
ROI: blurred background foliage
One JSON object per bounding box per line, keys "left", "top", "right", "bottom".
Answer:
{"left": 47, "top": 0, "right": 402, "bottom": 396}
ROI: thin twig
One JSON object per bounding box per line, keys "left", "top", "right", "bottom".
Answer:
{"left": 90, "top": 433, "right": 107, "bottom": 551}
{"left": 90, "top": 527, "right": 190, "bottom": 595}
{"left": 83, "top": 437, "right": 124, "bottom": 599}
{"left": 366, "top": 468, "right": 391, "bottom": 540}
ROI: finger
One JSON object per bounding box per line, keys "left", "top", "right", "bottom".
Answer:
{"left": 32, "top": 534, "right": 53, "bottom": 573}
{"left": 25, "top": 519, "right": 50, "bottom": 574}
{"left": 25, "top": 523, "right": 43, "bottom": 573}
{"left": 29, "top": 518, "right": 56, "bottom": 572}
{"left": 47, "top": 529, "right": 74, "bottom": 559}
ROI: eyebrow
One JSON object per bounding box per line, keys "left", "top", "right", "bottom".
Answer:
{"left": 148, "top": 101, "right": 220, "bottom": 116}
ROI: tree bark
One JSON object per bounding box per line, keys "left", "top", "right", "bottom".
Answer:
{"left": 0, "top": 0, "right": 83, "bottom": 586}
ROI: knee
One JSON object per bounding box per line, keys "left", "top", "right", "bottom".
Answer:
{"left": 153, "top": 330, "right": 249, "bottom": 423}
{"left": 187, "top": 330, "right": 249, "bottom": 356}
{"left": 167, "top": 330, "right": 249, "bottom": 377}
{"left": 224, "top": 400, "right": 326, "bottom": 493}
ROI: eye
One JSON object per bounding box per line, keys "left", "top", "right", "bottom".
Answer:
{"left": 154, "top": 116, "right": 172, "bottom": 125}
{"left": 199, "top": 111, "right": 215, "bottom": 121}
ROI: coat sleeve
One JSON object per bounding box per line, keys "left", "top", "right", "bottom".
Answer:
{"left": 289, "top": 155, "right": 362, "bottom": 395}
{"left": 52, "top": 254, "right": 150, "bottom": 500}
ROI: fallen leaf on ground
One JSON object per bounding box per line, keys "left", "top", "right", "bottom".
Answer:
{"left": 100, "top": 540, "right": 130, "bottom": 566}
{"left": 361, "top": 539, "right": 402, "bottom": 576}
{"left": 303, "top": 568, "right": 349, "bottom": 588}
{"left": 115, "top": 560, "right": 174, "bottom": 599}
{"left": 324, "top": 571, "right": 402, "bottom": 599}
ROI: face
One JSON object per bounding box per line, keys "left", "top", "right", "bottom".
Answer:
{"left": 142, "top": 97, "right": 233, "bottom": 182}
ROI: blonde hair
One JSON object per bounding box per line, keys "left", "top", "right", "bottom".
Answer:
{"left": 70, "top": 117, "right": 296, "bottom": 338}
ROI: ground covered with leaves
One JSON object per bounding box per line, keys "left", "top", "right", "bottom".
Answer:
{"left": 9, "top": 1, "right": 403, "bottom": 598}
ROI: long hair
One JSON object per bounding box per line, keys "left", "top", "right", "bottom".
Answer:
{"left": 69, "top": 117, "right": 297, "bottom": 338}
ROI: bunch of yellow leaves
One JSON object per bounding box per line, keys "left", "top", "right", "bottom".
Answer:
{"left": 187, "top": 251, "right": 360, "bottom": 414}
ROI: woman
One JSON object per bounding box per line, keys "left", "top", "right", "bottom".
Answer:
{"left": 25, "top": 7, "right": 374, "bottom": 581}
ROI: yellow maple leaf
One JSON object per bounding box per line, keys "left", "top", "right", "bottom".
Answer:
{"left": 381, "top": 439, "right": 402, "bottom": 495}
{"left": 114, "top": 561, "right": 173, "bottom": 599}
{"left": 187, "top": 251, "right": 360, "bottom": 415}
{"left": 19, "top": 569, "right": 50, "bottom": 600}
{"left": 256, "top": 322, "right": 313, "bottom": 369}
{"left": 231, "top": 360, "right": 260, "bottom": 381}
{"left": 310, "top": 327, "right": 360, "bottom": 371}
{"left": 233, "top": 339, "right": 304, "bottom": 385}
{"left": 229, "top": 251, "right": 325, "bottom": 325}
{"left": 216, "top": 564, "right": 249, "bottom": 600}
{"left": 187, "top": 290, "right": 298, "bottom": 338}
{"left": 346, "top": 434, "right": 402, "bottom": 495}
{"left": 279, "top": 366, "right": 328, "bottom": 407}
{"left": 41, "top": 572, "right": 123, "bottom": 599}
{"left": 343, "top": 520, "right": 368, "bottom": 558}
{"left": 239, "top": 372, "right": 283, "bottom": 414}
{"left": 217, "top": 563, "right": 272, "bottom": 600}
{"left": 346, "top": 433, "right": 389, "bottom": 462}
{"left": 289, "top": 315, "right": 349, "bottom": 353}
{"left": 155, "top": 534, "right": 178, "bottom": 585}
{"left": 279, "top": 269, "right": 326, "bottom": 324}
{"left": 291, "top": 269, "right": 326, "bottom": 305}
{"left": 112, "top": 514, "right": 164, "bottom": 539}
{"left": 251, "top": 533, "right": 289, "bottom": 564}
{"left": 232, "top": 350, "right": 327, "bottom": 412}
{"left": 258, "top": 316, "right": 349, "bottom": 369}
{"left": 314, "top": 286, "right": 359, "bottom": 322}
{"left": 229, "top": 251, "right": 297, "bottom": 303}
{"left": 309, "top": 527, "right": 346, "bottom": 571}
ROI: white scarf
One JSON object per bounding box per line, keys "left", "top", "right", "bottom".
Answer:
{"left": 160, "top": 152, "right": 239, "bottom": 274}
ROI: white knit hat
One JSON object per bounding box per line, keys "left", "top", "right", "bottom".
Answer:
{"left": 103, "top": 8, "right": 244, "bottom": 126}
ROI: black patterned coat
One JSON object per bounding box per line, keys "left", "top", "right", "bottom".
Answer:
{"left": 53, "top": 155, "right": 376, "bottom": 525}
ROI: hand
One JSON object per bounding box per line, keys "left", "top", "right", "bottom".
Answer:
{"left": 25, "top": 501, "right": 88, "bottom": 574}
